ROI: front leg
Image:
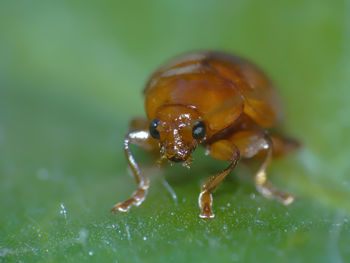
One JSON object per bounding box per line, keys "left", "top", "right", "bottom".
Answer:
{"left": 111, "top": 118, "right": 159, "bottom": 213}
{"left": 199, "top": 140, "right": 240, "bottom": 218}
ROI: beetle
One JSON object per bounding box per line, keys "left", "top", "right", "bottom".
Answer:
{"left": 112, "top": 51, "right": 299, "bottom": 218}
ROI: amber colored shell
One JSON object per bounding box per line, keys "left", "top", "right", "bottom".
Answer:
{"left": 144, "top": 51, "right": 282, "bottom": 136}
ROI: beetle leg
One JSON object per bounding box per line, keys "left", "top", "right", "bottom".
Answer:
{"left": 254, "top": 135, "right": 295, "bottom": 205}
{"left": 270, "top": 134, "right": 300, "bottom": 158}
{"left": 230, "top": 130, "right": 295, "bottom": 205}
{"left": 111, "top": 118, "right": 159, "bottom": 213}
{"left": 199, "top": 140, "right": 240, "bottom": 218}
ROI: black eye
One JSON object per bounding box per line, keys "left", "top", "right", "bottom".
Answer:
{"left": 192, "top": 121, "right": 206, "bottom": 140}
{"left": 149, "top": 119, "right": 160, "bottom": 139}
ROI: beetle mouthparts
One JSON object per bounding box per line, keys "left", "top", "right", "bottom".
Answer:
{"left": 170, "top": 155, "right": 184, "bottom": 163}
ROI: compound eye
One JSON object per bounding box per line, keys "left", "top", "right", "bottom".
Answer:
{"left": 192, "top": 121, "right": 206, "bottom": 140}
{"left": 149, "top": 119, "right": 160, "bottom": 139}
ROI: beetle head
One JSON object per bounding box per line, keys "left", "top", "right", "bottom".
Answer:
{"left": 149, "top": 105, "right": 206, "bottom": 166}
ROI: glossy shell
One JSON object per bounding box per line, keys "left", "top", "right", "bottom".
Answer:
{"left": 144, "top": 51, "right": 282, "bottom": 136}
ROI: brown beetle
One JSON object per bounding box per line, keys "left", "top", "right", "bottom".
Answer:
{"left": 112, "top": 51, "right": 299, "bottom": 218}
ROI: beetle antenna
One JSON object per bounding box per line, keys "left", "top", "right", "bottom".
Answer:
{"left": 156, "top": 154, "right": 167, "bottom": 167}
{"left": 182, "top": 156, "right": 193, "bottom": 169}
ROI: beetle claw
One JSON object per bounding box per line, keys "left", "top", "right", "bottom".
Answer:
{"left": 111, "top": 201, "right": 132, "bottom": 213}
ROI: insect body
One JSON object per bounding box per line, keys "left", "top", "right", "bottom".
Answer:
{"left": 112, "top": 51, "right": 299, "bottom": 218}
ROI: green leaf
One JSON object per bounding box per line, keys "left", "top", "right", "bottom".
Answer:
{"left": 1, "top": 0, "right": 350, "bottom": 262}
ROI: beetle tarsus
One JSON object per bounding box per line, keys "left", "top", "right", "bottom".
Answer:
{"left": 256, "top": 183, "right": 295, "bottom": 205}
{"left": 111, "top": 188, "right": 148, "bottom": 213}
{"left": 111, "top": 201, "right": 132, "bottom": 213}
{"left": 199, "top": 191, "right": 215, "bottom": 219}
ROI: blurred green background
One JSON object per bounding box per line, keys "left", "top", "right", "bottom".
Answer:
{"left": 1, "top": 0, "right": 350, "bottom": 262}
